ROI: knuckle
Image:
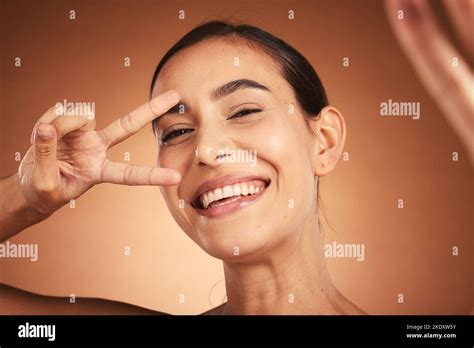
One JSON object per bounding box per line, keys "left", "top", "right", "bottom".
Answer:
{"left": 35, "top": 143, "right": 56, "bottom": 159}
{"left": 97, "top": 129, "right": 110, "bottom": 149}
{"left": 34, "top": 178, "right": 57, "bottom": 194}
{"left": 123, "top": 165, "right": 135, "bottom": 185}
{"left": 120, "top": 113, "right": 137, "bottom": 135}
{"left": 147, "top": 100, "right": 161, "bottom": 115}
{"left": 148, "top": 168, "right": 154, "bottom": 185}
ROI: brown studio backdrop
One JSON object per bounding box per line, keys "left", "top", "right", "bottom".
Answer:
{"left": 0, "top": 0, "right": 471, "bottom": 314}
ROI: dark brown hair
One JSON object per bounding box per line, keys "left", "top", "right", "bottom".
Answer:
{"left": 150, "top": 20, "right": 329, "bottom": 132}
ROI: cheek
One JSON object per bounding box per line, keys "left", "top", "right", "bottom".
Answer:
{"left": 156, "top": 152, "right": 178, "bottom": 204}
{"left": 158, "top": 143, "right": 197, "bottom": 208}
{"left": 157, "top": 151, "right": 184, "bottom": 219}
{"left": 250, "top": 112, "right": 311, "bottom": 176}
{"left": 157, "top": 145, "right": 190, "bottom": 171}
{"left": 157, "top": 146, "right": 199, "bottom": 238}
{"left": 254, "top": 113, "right": 315, "bottom": 217}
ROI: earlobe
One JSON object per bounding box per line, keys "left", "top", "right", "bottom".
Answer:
{"left": 311, "top": 106, "right": 346, "bottom": 176}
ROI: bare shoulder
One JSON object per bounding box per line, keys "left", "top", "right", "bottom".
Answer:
{"left": 340, "top": 302, "right": 367, "bottom": 315}
{"left": 335, "top": 292, "right": 367, "bottom": 315}
{"left": 201, "top": 303, "right": 226, "bottom": 315}
{"left": 0, "top": 283, "right": 167, "bottom": 315}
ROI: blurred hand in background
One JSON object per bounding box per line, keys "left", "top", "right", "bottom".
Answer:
{"left": 385, "top": 0, "right": 473, "bottom": 163}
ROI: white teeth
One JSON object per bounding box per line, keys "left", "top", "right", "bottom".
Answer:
{"left": 198, "top": 181, "right": 267, "bottom": 209}
{"left": 241, "top": 183, "right": 249, "bottom": 195}
{"left": 222, "top": 185, "right": 233, "bottom": 198}
{"left": 208, "top": 191, "right": 214, "bottom": 204}
{"left": 232, "top": 183, "right": 241, "bottom": 196}
{"left": 214, "top": 188, "right": 223, "bottom": 201}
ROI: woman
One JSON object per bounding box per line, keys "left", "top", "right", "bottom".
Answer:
{"left": 0, "top": 20, "right": 365, "bottom": 315}
{"left": 2, "top": 0, "right": 472, "bottom": 317}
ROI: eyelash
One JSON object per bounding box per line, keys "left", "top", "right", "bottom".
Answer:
{"left": 160, "top": 128, "right": 193, "bottom": 145}
{"left": 160, "top": 108, "right": 263, "bottom": 145}
{"left": 228, "top": 108, "right": 262, "bottom": 119}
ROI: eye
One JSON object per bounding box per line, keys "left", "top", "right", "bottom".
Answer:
{"left": 160, "top": 127, "right": 194, "bottom": 146}
{"left": 228, "top": 108, "right": 263, "bottom": 120}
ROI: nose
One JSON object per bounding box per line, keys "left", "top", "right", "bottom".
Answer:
{"left": 194, "top": 124, "right": 233, "bottom": 167}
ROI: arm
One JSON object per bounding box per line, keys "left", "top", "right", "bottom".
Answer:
{"left": 0, "top": 174, "right": 51, "bottom": 241}
{"left": 0, "top": 284, "right": 162, "bottom": 315}
{"left": 0, "top": 91, "right": 182, "bottom": 314}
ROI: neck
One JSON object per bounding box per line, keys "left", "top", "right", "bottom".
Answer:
{"left": 222, "top": 214, "right": 348, "bottom": 315}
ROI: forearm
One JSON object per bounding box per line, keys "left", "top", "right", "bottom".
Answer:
{"left": 0, "top": 174, "right": 50, "bottom": 242}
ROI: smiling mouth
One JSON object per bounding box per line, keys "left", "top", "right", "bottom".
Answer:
{"left": 191, "top": 178, "right": 271, "bottom": 216}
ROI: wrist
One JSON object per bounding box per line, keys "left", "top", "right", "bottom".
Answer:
{"left": 0, "top": 173, "right": 51, "bottom": 241}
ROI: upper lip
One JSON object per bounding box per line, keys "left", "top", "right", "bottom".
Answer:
{"left": 190, "top": 173, "right": 271, "bottom": 208}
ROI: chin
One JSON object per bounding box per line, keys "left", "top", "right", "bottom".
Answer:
{"left": 163, "top": 171, "right": 313, "bottom": 262}
{"left": 195, "top": 224, "right": 275, "bottom": 261}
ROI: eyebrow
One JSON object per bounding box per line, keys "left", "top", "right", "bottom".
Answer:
{"left": 210, "top": 78, "right": 271, "bottom": 101}
{"left": 154, "top": 78, "right": 271, "bottom": 129}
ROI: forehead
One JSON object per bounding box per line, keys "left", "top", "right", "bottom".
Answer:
{"left": 152, "top": 38, "right": 288, "bottom": 98}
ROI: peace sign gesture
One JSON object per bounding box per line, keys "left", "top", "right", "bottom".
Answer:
{"left": 18, "top": 90, "right": 181, "bottom": 216}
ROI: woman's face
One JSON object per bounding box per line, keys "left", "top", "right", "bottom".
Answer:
{"left": 152, "top": 39, "right": 322, "bottom": 261}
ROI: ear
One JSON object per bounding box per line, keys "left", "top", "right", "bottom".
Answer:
{"left": 307, "top": 106, "right": 347, "bottom": 176}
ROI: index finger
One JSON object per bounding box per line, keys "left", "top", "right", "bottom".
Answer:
{"left": 443, "top": 0, "right": 474, "bottom": 59}
{"left": 98, "top": 90, "right": 180, "bottom": 149}
{"left": 384, "top": 0, "right": 474, "bottom": 157}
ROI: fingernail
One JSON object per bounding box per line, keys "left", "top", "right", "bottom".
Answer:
{"left": 30, "top": 125, "right": 38, "bottom": 144}
{"left": 37, "top": 125, "right": 53, "bottom": 140}
{"left": 165, "top": 90, "right": 180, "bottom": 103}
{"left": 173, "top": 171, "right": 182, "bottom": 181}
{"left": 401, "top": 0, "right": 423, "bottom": 23}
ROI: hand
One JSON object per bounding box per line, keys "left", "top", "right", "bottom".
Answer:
{"left": 18, "top": 90, "right": 182, "bottom": 215}
{"left": 385, "top": 0, "right": 474, "bottom": 163}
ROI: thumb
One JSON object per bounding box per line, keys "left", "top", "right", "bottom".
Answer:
{"left": 33, "top": 123, "right": 59, "bottom": 178}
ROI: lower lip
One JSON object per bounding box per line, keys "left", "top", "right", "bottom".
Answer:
{"left": 193, "top": 185, "right": 269, "bottom": 218}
